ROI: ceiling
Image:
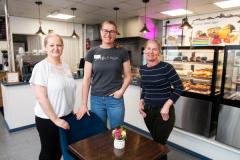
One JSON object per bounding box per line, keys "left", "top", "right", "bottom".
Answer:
{"left": 0, "top": 0, "right": 240, "bottom": 24}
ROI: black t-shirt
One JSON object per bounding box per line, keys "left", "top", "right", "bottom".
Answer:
{"left": 85, "top": 46, "right": 129, "bottom": 96}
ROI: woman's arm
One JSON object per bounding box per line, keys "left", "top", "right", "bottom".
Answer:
{"left": 161, "top": 64, "right": 184, "bottom": 121}
{"left": 76, "top": 61, "right": 91, "bottom": 119}
{"left": 33, "top": 85, "right": 70, "bottom": 129}
{"left": 113, "top": 60, "right": 132, "bottom": 98}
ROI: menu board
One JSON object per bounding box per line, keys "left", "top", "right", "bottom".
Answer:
{"left": 0, "top": 17, "right": 6, "bottom": 40}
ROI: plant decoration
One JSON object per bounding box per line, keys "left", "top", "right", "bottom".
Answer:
{"left": 112, "top": 126, "right": 126, "bottom": 140}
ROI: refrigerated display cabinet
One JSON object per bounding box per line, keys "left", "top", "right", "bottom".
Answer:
{"left": 216, "top": 45, "right": 240, "bottom": 149}
{"left": 162, "top": 46, "right": 224, "bottom": 137}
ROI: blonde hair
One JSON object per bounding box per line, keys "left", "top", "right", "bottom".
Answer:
{"left": 44, "top": 33, "right": 64, "bottom": 47}
{"left": 144, "top": 39, "right": 161, "bottom": 50}
{"left": 100, "top": 20, "right": 117, "bottom": 31}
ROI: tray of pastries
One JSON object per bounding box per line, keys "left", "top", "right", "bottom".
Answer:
{"left": 192, "top": 68, "right": 212, "bottom": 79}
{"left": 183, "top": 81, "right": 211, "bottom": 94}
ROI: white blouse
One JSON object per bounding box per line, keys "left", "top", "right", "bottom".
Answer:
{"left": 29, "top": 59, "right": 76, "bottom": 119}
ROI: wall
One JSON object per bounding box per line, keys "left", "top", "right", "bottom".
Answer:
{"left": 9, "top": 16, "right": 84, "bottom": 72}
{"left": 0, "top": 41, "right": 7, "bottom": 50}
{"left": 118, "top": 16, "right": 163, "bottom": 41}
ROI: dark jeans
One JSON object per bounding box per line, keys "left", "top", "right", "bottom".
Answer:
{"left": 144, "top": 104, "right": 175, "bottom": 160}
{"left": 35, "top": 116, "right": 62, "bottom": 160}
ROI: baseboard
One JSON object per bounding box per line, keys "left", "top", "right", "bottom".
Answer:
{"left": 4, "top": 119, "right": 35, "bottom": 133}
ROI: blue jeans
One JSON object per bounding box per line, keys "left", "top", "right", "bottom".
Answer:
{"left": 90, "top": 95, "right": 125, "bottom": 129}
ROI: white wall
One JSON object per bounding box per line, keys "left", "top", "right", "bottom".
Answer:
{"left": 9, "top": 16, "right": 84, "bottom": 72}
{"left": 0, "top": 41, "right": 7, "bottom": 50}
{"left": 9, "top": 16, "right": 82, "bottom": 37}
{"left": 120, "top": 17, "right": 142, "bottom": 38}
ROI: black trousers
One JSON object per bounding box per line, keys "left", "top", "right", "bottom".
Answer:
{"left": 144, "top": 104, "right": 175, "bottom": 160}
{"left": 35, "top": 116, "right": 62, "bottom": 160}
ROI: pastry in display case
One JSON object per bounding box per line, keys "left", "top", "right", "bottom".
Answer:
{"left": 162, "top": 46, "right": 223, "bottom": 96}
{"left": 162, "top": 46, "right": 224, "bottom": 137}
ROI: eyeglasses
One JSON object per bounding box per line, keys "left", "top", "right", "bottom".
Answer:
{"left": 101, "top": 29, "right": 117, "bottom": 35}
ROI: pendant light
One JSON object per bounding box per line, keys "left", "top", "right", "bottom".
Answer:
{"left": 140, "top": 0, "right": 150, "bottom": 33}
{"left": 35, "top": 1, "right": 45, "bottom": 36}
{"left": 113, "top": 7, "right": 120, "bottom": 35}
{"left": 180, "top": 0, "right": 192, "bottom": 30}
{"left": 71, "top": 7, "right": 79, "bottom": 38}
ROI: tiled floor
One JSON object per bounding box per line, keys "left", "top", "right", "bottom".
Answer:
{"left": 0, "top": 113, "right": 202, "bottom": 160}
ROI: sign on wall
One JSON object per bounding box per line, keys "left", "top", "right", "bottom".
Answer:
{"left": 192, "top": 14, "right": 240, "bottom": 46}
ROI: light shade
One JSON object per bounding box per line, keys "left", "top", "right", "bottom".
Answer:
{"left": 36, "top": 26, "right": 45, "bottom": 36}
{"left": 180, "top": 18, "right": 192, "bottom": 30}
{"left": 140, "top": 0, "right": 150, "bottom": 33}
{"left": 140, "top": 23, "right": 150, "bottom": 33}
{"left": 71, "top": 29, "right": 79, "bottom": 38}
{"left": 35, "top": 1, "right": 45, "bottom": 36}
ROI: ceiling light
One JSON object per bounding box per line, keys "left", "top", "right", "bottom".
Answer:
{"left": 140, "top": 0, "right": 150, "bottom": 33}
{"left": 35, "top": 1, "right": 45, "bottom": 36}
{"left": 161, "top": 9, "right": 192, "bottom": 16}
{"left": 180, "top": 17, "right": 193, "bottom": 30}
{"left": 113, "top": 7, "right": 120, "bottom": 35}
{"left": 180, "top": 0, "right": 192, "bottom": 30}
{"left": 70, "top": 8, "right": 79, "bottom": 38}
{"left": 47, "top": 12, "right": 74, "bottom": 20}
{"left": 214, "top": 0, "right": 240, "bottom": 9}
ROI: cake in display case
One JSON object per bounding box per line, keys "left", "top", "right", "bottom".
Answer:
{"left": 162, "top": 46, "right": 224, "bottom": 137}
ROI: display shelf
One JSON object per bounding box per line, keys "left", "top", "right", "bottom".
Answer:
{"left": 166, "top": 61, "right": 213, "bottom": 66}
{"left": 162, "top": 46, "right": 224, "bottom": 98}
{"left": 221, "top": 45, "right": 240, "bottom": 105}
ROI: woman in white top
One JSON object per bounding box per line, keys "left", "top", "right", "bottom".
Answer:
{"left": 30, "top": 33, "right": 76, "bottom": 160}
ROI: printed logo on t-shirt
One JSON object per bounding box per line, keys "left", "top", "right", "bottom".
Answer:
{"left": 94, "top": 55, "right": 101, "bottom": 59}
{"left": 94, "top": 55, "right": 119, "bottom": 61}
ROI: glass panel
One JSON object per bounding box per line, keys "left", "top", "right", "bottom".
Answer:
{"left": 163, "top": 48, "right": 216, "bottom": 95}
{"left": 216, "top": 50, "right": 224, "bottom": 93}
{"left": 224, "top": 49, "right": 240, "bottom": 100}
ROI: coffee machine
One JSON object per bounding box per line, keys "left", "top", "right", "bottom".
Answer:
{"left": 20, "top": 54, "right": 46, "bottom": 82}
{"left": 0, "top": 50, "right": 8, "bottom": 71}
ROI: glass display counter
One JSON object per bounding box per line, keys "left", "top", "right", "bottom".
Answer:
{"left": 162, "top": 46, "right": 224, "bottom": 137}
{"left": 216, "top": 45, "right": 240, "bottom": 149}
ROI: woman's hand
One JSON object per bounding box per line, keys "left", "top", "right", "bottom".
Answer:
{"left": 54, "top": 118, "right": 70, "bottom": 130}
{"left": 139, "top": 99, "right": 146, "bottom": 118}
{"left": 76, "top": 105, "right": 90, "bottom": 120}
{"left": 161, "top": 99, "right": 173, "bottom": 121}
{"left": 110, "top": 89, "right": 124, "bottom": 99}
{"left": 160, "top": 106, "right": 169, "bottom": 121}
